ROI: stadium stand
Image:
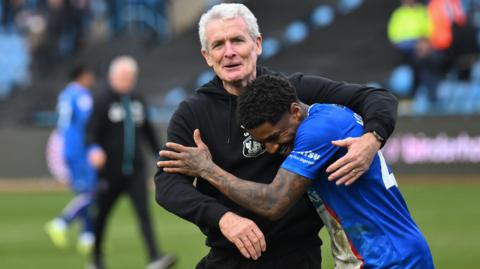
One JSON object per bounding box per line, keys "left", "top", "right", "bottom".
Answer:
{"left": 1, "top": 0, "right": 479, "bottom": 128}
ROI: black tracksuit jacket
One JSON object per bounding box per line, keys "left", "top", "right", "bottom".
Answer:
{"left": 86, "top": 88, "right": 160, "bottom": 179}
{"left": 154, "top": 66, "right": 397, "bottom": 256}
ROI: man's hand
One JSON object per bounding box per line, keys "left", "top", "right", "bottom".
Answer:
{"left": 219, "top": 212, "right": 266, "bottom": 260}
{"left": 158, "top": 129, "right": 213, "bottom": 178}
{"left": 88, "top": 147, "right": 107, "bottom": 170}
{"left": 326, "top": 133, "right": 381, "bottom": 186}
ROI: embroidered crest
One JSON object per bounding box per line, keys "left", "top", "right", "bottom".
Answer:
{"left": 242, "top": 135, "right": 266, "bottom": 158}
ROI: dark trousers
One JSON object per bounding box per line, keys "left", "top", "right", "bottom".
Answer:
{"left": 93, "top": 169, "right": 159, "bottom": 266}
{"left": 196, "top": 245, "right": 321, "bottom": 269}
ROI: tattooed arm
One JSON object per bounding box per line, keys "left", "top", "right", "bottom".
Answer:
{"left": 158, "top": 130, "right": 312, "bottom": 220}
{"left": 204, "top": 166, "right": 311, "bottom": 220}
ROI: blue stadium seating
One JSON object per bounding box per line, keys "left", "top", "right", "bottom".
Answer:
{"left": 196, "top": 70, "right": 215, "bottom": 87}
{"left": 389, "top": 65, "right": 414, "bottom": 97}
{"left": 261, "top": 37, "right": 281, "bottom": 59}
{"left": 337, "top": 0, "right": 364, "bottom": 15}
{"left": 0, "top": 32, "right": 31, "bottom": 99}
{"left": 411, "top": 86, "right": 430, "bottom": 115}
{"left": 164, "top": 87, "right": 187, "bottom": 107}
{"left": 310, "top": 5, "right": 335, "bottom": 28}
{"left": 283, "top": 21, "right": 309, "bottom": 44}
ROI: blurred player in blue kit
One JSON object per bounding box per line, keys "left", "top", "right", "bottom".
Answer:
{"left": 45, "top": 65, "right": 97, "bottom": 254}
{"left": 159, "top": 75, "right": 435, "bottom": 268}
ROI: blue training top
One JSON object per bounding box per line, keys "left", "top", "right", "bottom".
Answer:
{"left": 56, "top": 82, "right": 97, "bottom": 193}
{"left": 281, "top": 104, "right": 434, "bottom": 269}
{"left": 57, "top": 82, "right": 93, "bottom": 159}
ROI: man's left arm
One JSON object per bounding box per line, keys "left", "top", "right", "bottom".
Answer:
{"left": 139, "top": 97, "right": 161, "bottom": 154}
{"left": 291, "top": 74, "right": 398, "bottom": 184}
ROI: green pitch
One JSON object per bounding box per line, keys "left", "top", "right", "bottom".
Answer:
{"left": 0, "top": 180, "right": 479, "bottom": 268}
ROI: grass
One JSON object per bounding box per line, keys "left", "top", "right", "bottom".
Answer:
{"left": 0, "top": 191, "right": 208, "bottom": 269}
{"left": 0, "top": 180, "right": 479, "bottom": 268}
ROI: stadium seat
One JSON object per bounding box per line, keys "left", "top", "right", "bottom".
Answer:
{"left": 196, "top": 70, "right": 215, "bottom": 87}
{"left": 470, "top": 59, "right": 480, "bottom": 82}
{"left": 261, "top": 37, "right": 280, "bottom": 59}
{"left": 389, "top": 65, "right": 414, "bottom": 97}
{"left": 164, "top": 87, "right": 187, "bottom": 107}
{"left": 454, "top": 82, "right": 475, "bottom": 114}
{"left": 310, "top": 5, "right": 335, "bottom": 28}
{"left": 0, "top": 32, "right": 31, "bottom": 99}
{"left": 411, "top": 86, "right": 430, "bottom": 115}
{"left": 337, "top": 0, "right": 364, "bottom": 15}
{"left": 471, "top": 83, "right": 480, "bottom": 112}
{"left": 436, "top": 80, "right": 455, "bottom": 102}
{"left": 283, "top": 21, "right": 309, "bottom": 44}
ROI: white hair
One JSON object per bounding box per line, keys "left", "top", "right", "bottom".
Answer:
{"left": 198, "top": 3, "right": 260, "bottom": 51}
{"left": 109, "top": 55, "right": 138, "bottom": 77}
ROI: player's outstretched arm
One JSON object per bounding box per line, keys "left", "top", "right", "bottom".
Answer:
{"left": 158, "top": 129, "right": 312, "bottom": 220}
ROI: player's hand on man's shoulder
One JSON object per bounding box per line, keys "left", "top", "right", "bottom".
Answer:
{"left": 158, "top": 129, "right": 213, "bottom": 178}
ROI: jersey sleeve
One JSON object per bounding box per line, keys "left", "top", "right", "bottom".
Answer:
{"left": 75, "top": 91, "right": 94, "bottom": 125}
{"left": 281, "top": 116, "right": 342, "bottom": 180}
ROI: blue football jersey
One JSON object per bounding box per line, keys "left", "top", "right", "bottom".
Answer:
{"left": 281, "top": 104, "right": 434, "bottom": 269}
{"left": 57, "top": 82, "right": 93, "bottom": 159}
{"left": 56, "top": 82, "right": 96, "bottom": 191}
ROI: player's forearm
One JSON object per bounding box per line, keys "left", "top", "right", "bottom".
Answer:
{"left": 201, "top": 165, "right": 290, "bottom": 220}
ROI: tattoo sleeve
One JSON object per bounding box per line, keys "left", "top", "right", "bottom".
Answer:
{"left": 202, "top": 165, "right": 312, "bottom": 220}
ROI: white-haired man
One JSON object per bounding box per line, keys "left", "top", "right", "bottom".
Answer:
{"left": 87, "top": 56, "right": 176, "bottom": 269}
{"left": 155, "top": 3, "right": 398, "bottom": 269}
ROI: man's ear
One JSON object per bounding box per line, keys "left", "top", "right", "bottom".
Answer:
{"left": 290, "top": 102, "right": 302, "bottom": 120}
{"left": 255, "top": 35, "right": 263, "bottom": 56}
{"left": 201, "top": 49, "right": 213, "bottom": 67}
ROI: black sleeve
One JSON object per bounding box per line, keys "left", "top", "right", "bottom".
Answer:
{"left": 291, "top": 73, "right": 398, "bottom": 143}
{"left": 154, "top": 101, "right": 230, "bottom": 230}
{"left": 85, "top": 93, "right": 105, "bottom": 148}
{"left": 140, "top": 97, "right": 161, "bottom": 154}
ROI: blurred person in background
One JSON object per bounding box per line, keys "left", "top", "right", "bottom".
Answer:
{"left": 388, "top": 0, "right": 430, "bottom": 98}
{"left": 427, "top": 0, "right": 479, "bottom": 79}
{"left": 86, "top": 55, "right": 176, "bottom": 269}
{"left": 1, "top": 0, "right": 25, "bottom": 32}
{"left": 105, "top": 0, "right": 169, "bottom": 42}
{"left": 388, "top": 0, "right": 430, "bottom": 57}
{"left": 418, "top": 0, "right": 468, "bottom": 104}
{"left": 154, "top": 3, "right": 398, "bottom": 269}
{"left": 45, "top": 65, "right": 97, "bottom": 255}
{"left": 34, "top": 0, "right": 90, "bottom": 74}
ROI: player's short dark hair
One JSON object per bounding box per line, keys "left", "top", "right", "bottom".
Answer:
{"left": 69, "top": 65, "right": 92, "bottom": 81}
{"left": 237, "top": 75, "right": 298, "bottom": 129}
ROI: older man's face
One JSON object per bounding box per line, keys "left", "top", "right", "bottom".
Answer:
{"left": 201, "top": 17, "right": 262, "bottom": 90}
{"left": 109, "top": 66, "right": 137, "bottom": 94}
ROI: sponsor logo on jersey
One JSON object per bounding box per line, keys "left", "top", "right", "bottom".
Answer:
{"left": 289, "top": 150, "right": 321, "bottom": 165}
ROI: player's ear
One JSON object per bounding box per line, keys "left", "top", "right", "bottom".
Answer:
{"left": 290, "top": 102, "right": 302, "bottom": 120}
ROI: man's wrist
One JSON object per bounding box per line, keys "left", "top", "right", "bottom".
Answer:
{"left": 371, "top": 130, "right": 385, "bottom": 144}
{"left": 199, "top": 162, "right": 215, "bottom": 179}
{"left": 364, "top": 132, "right": 382, "bottom": 150}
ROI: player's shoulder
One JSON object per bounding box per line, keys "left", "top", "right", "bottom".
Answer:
{"left": 297, "top": 105, "right": 340, "bottom": 142}
{"left": 309, "top": 104, "right": 361, "bottom": 126}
